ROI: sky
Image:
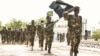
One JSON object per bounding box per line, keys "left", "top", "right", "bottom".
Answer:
{"left": 0, "top": 0, "right": 100, "bottom": 30}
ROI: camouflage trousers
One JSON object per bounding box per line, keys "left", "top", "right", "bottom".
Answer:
{"left": 1, "top": 34, "right": 7, "bottom": 44}
{"left": 69, "top": 30, "right": 81, "bottom": 56}
{"left": 25, "top": 34, "right": 30, "bottom": 45}
{"left": 45, "top": 33, "right": 54, "bottom": 50}
{"left": 39, "top": 35, "right": 44, "bottom": 47}
{"left": 7, "top": 35, "right": 12, "bottom": 44}
{"left": 30, "top": 34, "right": 35, "bottom": 47}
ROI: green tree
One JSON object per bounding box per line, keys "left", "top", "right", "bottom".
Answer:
{"left": 92, "top": 30, "right": 100, "bottom": 41}
{"left": 6, "top": 18, "right": 27, "bottom": 29}
{"left": 35, "top": 17, "right": 46, "bottom": 25}
{"left": 0, "top": 21, "right": 2, "bottom": 29}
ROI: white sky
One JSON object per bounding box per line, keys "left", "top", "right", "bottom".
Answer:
{"left": 0, "top": 0, "right": 100, "bottom": 30}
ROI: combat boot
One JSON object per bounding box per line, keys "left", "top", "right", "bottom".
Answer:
{"left": 48, "top": 48, "right": 51, "bottom": 54}
{"left": 45, "top": 45, "right": 47, "bottom": 51}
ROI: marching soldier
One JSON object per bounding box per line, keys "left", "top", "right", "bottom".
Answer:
{"left": 24, "top": 25, "right": 31, "bottom": 46}
{"left": 30, "top": 20, "right": 36, "bottom": 50}
{"left": 13, "top": 29, "right": 18, "bottom": 44}
{"left": 7, "top": 28, "right": 12, "bottom": 44}
{"left": 1, "top": 27, "right": 7, "bottom": 44}
{"left": 11, "top": 29, "right": 15, "bottom": 44}
{"left": 37, "top": 20, "right": 45, "bottom": 51}
{"left": 45, "top": 16, "right": 58, "bottom": 53}
{"left": 63, "top": 6, "right": 82, "bottom": 56}
{"left": 18, "top": 28, "right": 24, "bottom": 44}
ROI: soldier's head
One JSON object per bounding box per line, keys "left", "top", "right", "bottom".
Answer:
{"left": 8, "top": 28, "right": 11, "bottom": 30}
{"left": 31, "top": 20, "right": 34, "bottom": 25}
{"left": 3, "top": 27, "right": 6, "bottom": 29}
{"left": 46, "top": 16, "right": 51, "bottom": 23}
{"left": 41, "top": 20, "right": 44, "bottom": 23}
{"left": 74, "top": 6, "right": 80, "bottom": 15}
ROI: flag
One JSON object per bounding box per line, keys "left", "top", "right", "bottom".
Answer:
{"left": 47, "top": 11, "right": 53, "bottom": 16}
{"left": 49, "top": 1, "right": 73, "bottom": 18}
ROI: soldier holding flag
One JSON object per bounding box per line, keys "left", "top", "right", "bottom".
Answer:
{"left": 63, "top": 6, "right": 82, "bottom": 56}
{"left": 45, "top": 16, "right": 58, "bottom": 53}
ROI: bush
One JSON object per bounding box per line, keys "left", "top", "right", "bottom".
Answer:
{"left": 92, "top": 30, "right": 100, "bottom": 41}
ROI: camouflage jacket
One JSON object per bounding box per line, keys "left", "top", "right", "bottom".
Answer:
{"left": 30, "top": 25, "right": 36, "bottom": 34}
{"left": 45, "top": 22, "right": 55, "bottom": 34}
{"left": 64, "top": 15, "right": 82, "bottom": 32}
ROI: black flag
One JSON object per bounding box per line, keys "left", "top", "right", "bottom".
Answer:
{"left": 49, "top": 1, "right": 73, "bottom": 18}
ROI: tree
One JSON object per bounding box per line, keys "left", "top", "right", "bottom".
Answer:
{"left": 92, "top": 29, "right": 100, "bottom": 41}
{"left": 6, "top": 18, "right": 27, "bottom": 29}
{"left": 35, "top": 17, "right": 46, "bottom": 25}
{"left": 0, "top": 21, "right": 2, "bottom": 29}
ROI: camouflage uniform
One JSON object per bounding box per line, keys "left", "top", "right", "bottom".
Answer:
{"left": 18, "top": 28, "right": 24, "bottom": 44}
{"left": 45, "top": 21, "right": 55, "bottom": 53}
{"left": 11, "top": 30, "right": 15, "bottom": 44}
{"left": 7, "top": 28, "right": 12, "bottom": 44}
{"left": 29, "top": 20, "right": 36, "bottom": 50}
{"left": 1, "top": 27, "right": 7, "bottom": 44}
{"left": 24, "top": 28, "right": 30, "bottom": 46}
{"left": 37, "top": 23, "right": 45, "bottom": 50}
{"left": 13, "top": 29, "right": 18, "bottom": 44}
{"left": 64, "top": 14, "right": 82, "bottom": 56}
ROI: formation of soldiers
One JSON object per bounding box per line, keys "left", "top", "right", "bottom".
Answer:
{"left": 0, "top": 1, "right": 82, "bottom": 56}
{"left": 0, "top": 27, "right": 25, "bottom": 44}
{"left": 0, "top": 16, "right": 57, "bottom": 54}
{"left": 0, "top": 20, "right": 37, "bottom": 50}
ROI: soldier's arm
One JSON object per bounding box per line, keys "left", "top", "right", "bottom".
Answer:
{"left": 63, "top": 7, "right": 75, "bottom": 20}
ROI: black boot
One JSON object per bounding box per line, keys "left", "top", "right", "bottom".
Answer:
{"left": 45, "top": 45, "right": 47, "bottom": 51}
{"left": 48, "top": 46, "right": 51, "bottom": 54}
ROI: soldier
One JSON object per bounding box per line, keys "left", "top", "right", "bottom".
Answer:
{"left": 24, "top": 25, "right": 31, "bottom": 47}
{"left": 45, "top": 16, "right": 58, "bottom": 53}
{"left": 0, "top": 27, "right": 7, "bottom": 44}
{"left": 18, "top": 28, "right": 24, "bottom": 44}
{"left": 11, "top": 29, "right": 15, "bottom": 44}
{"left": 13, "top": 29, "right": 18, "bottom": 44}
{"left": 37, "top": 20, "right": 45, "bottom": 51}
{"left": 30, "top": 20, "right": 36, "bottom": 50}
{"left": 63, "top": 6, "right": 82, "bottom": 56}
{"left": 7, "top": 28, "right": 12, "bottom": 44}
